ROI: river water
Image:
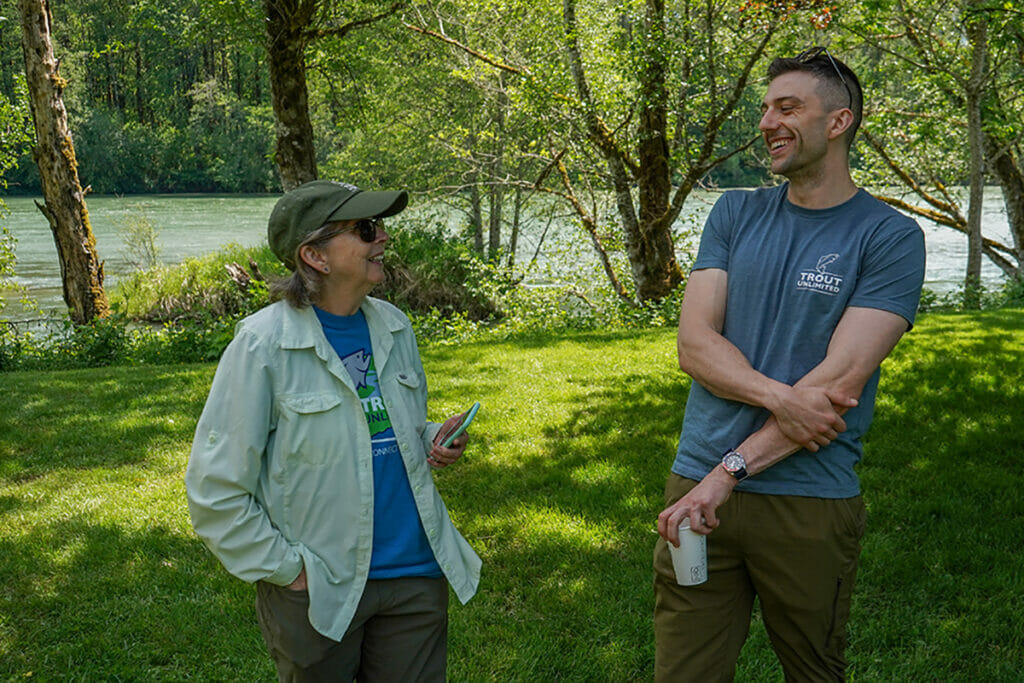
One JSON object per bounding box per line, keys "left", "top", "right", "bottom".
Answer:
{"left": 0, "top": 188, "right": 1014, "bottom": 321}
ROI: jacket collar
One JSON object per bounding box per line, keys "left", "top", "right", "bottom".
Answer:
{"left": 277, "top": 298, "right": 405, "bottom": 391}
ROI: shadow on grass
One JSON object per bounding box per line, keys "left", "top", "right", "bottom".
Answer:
{"left": 0, "top": 364, "right": 213, "bottom": 483}
{"left": 850, "top": 312, "right": 1024, "bottom": 678}
{"left": 435, "top": 314, "right": 1024, "bottom": 679}
{"left": 433, "top": 344, "right": 701, "bottom": 679}
{"left": 2, "top": 315, "right": 1021, "bottom": 680}
{"left": 0, "top": 515, "right": 273, "bottom": 679}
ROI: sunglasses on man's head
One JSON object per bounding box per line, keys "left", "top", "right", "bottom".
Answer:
{"left": 796, "top": 46, "right": 853, "bottom": 110}
{"left": 349, "top": 217, "right": 384, "bottom": 243}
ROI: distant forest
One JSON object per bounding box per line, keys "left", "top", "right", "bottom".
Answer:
{"left": 2, "top": 1, "right": 1022, "bottom": 292}
{"left": 1, "top": 0, "right": 779, "bottom": 196}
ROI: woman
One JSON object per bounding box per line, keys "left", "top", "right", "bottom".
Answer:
{"left": 185, "top": 180, "right": 481, "bottom": 681}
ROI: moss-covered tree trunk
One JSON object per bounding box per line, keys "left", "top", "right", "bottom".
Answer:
{"left": 264, "top": 0, "right": 319, "bottom": 191}
{"left": 18, "top": 0, "right": 108, "bottom": 325}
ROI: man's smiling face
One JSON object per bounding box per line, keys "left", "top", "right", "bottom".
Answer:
{"left": 759, "top": 71, "right": 833, "bottom": 180}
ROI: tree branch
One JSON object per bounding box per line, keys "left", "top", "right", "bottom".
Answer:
{"left": 861, "top": 128, "right": 967, "bottom": 224}
{"left": 548, "top": 138, "right": 631, "bottom": 302}
{"left": 403, "top": 22, "right": 523, "bottom": 75}
{"left": 307, "top": 2, "right": 404, "bottom": 40}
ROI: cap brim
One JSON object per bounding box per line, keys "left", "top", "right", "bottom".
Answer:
{"left": 327, "top": 190, "right": 408, "bottom": 221}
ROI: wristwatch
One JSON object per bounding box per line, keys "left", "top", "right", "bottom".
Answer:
{"left": 721, "top": 449, "right": 749, "bottom": 481}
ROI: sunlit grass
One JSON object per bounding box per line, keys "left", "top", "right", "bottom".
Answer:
{"left": 1, "top": 311, "right": 1022, "bottom": 679}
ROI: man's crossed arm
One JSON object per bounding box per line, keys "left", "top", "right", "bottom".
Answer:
{"left": 658, "top": 268, "right": 909, "bottom": 545}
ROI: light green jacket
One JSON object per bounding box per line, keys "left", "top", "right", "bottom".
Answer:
{"left": 185, "top": 298, "right": 481, "bottom": 640}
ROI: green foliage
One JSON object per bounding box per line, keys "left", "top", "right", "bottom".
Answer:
{"left": 112, "top": 243, "right": 281, "bottom": 321}
{"left": 131, "top": 314, "right": 240, "bottom": 365}
{"left": 380, "top": 215, "right": 514, "bottom": 322}
{"left": 0, "top": 310, "right": 248, "bottom": 371}
{"left": 185, "top": 80, "right": 277, "bottom": 193}
{"left": 1, "top": 313, "right": 1023, "bottom": 679}
{"left": 0, "top": 74, "right": 34, "bottom": 318}
{"left": 918, "top": 278, "right": 1024, "bottom": 313}
{"left": 59, "top": 314, "right": 133, "bottom": 367}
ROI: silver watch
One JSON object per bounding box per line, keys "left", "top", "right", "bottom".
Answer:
{"left": 721, "top": 449, "right": 749, "bottom": 481}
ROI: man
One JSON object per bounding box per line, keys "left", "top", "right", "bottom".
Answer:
{"left": 653, "top": 48, "right": 926, "bottom": 681}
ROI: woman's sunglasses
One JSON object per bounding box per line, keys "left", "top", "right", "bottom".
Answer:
{"left": 348, "top": 217, "right": 384, "bottom": 243}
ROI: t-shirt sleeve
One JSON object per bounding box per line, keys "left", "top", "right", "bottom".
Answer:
{"left": 848, "top": 216, "right": 926, "bottom": 328}
{"left": 691, "top": 193, "right": 736, "bottom": 272}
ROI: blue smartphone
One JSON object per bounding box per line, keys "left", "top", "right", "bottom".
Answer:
{"left": 439, "top": 402, "right": 480, "bottom": 448}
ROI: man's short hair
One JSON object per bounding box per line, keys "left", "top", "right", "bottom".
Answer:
{"left": 767, "top": 48, "right": 863, "bottom": 149}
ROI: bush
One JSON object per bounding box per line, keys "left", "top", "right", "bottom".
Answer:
{"left": 999, "top": 275, "right": 1024, "bottom": 307}
{"left": 918, "top": 278, "right": 1024, "bottom": 312}
{"left": 1, "top": 220, "right": 690, "bottom": 370}
{"left": 112, "top": 244, "right": 282, "bottom": 322}
{"left": 131, "top": 314, "right": 239, "bottom": 365}
{"left": 59, "top": 314, "right": 133, "bottom": 367}
{"left": 377, "top": 217, "right": 513, "bottom": 321}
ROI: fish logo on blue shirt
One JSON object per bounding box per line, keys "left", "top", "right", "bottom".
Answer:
{"left": 341, "top": 350, "right": 372, "bottom": 390}
{"left": 797, "top": 252, "right": 844, "bottom": 296}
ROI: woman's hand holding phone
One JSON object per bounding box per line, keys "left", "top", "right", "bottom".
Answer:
{"left": 428, "top": 402, "right": 480, "bottom": 468}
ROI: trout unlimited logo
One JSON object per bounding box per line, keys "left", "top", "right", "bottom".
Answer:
{"left": 797, "top": 253, "right": 843, "bottom": 296}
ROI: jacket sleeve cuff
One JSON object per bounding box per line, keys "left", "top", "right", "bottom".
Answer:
{"left": 423, "top": 421, "right": 442, "bottom": 453}
{"left": 265, "top": 548, "right": 304, "bottom": 586}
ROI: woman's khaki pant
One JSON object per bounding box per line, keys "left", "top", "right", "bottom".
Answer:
{"left": 256, "top": 576, "right": 449, "bottom": 682}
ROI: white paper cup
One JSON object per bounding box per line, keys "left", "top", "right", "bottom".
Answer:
{"left": 668, "top": 519, "right": 707, "bottom": 586}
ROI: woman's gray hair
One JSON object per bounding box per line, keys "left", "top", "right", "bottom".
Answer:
{"left": 269, "top": 222, "right": 347, "bottom": 308}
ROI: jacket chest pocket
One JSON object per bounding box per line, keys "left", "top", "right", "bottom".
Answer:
{"left": 277, "top": 392, "right": 346, "bottom": 467}
{"left": 385, "top": 372, "right": 426, "bottom": 431}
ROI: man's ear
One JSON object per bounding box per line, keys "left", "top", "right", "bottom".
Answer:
{"left": 828, "top": 108, "right": 854, "bottom": 141}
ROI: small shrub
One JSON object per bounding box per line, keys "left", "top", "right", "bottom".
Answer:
{"left": 112, "top": 243, "right": 281, "bottom": 321}
{"left": 998, "top": 275, "right": 1024, "bottom": 307}
{"left": 59, "top": 314, "right": 132, "bottom": 368}
{"left": 132, "top": 314, "right": 238, "bottom": 364}
{"left": 115, "top": 206, "right": 161, "bottom": 270}
{"left": 918, "top": 279, "right": 1022, "bottom": 313}
{"left": 376, "top": 218, "right": 513, "bottom": 321}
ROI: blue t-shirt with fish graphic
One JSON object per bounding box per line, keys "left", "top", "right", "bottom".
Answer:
{"left": 314, "top": 306, "right": 441, "bottom": 578}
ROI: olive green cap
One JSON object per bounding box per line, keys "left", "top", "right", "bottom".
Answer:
{"left": 267, "top": 180, "right": 408, "bottom": 270}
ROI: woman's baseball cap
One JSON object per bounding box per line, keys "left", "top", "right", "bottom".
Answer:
{"left": 268, "top": 180, "right": 408, "bottom": 270}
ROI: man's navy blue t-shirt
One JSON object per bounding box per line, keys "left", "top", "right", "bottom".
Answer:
{"left": 672, "top": 185, "right": 925, "bottom": 498}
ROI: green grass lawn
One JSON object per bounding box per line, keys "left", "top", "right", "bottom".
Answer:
{"left": 1, "top": 310, "right": 1022, "bottom": 680}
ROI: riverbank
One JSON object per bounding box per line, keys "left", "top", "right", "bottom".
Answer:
{"left": 2, "top": 189, "right": 1016, "bottom": 320}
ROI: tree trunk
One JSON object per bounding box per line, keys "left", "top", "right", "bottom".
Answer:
{"left": 488, "top": 73, "right": 507, "bottom": 261}
{"left": 18, "top": 0, "right": 108, "bottom": 325}
{"left": 563, "top": 0, "right": 683, "bottom": 302}
{"left": 632, "top": 0, "right": 683, "bottom": 300}
{"left": 964, "top": 12, "right": 987, "bottom": 308}
{"left": 264, "top": 0, "right": 319, "bottom": 190}
{"left": 468, "top": 156, "right": 484, "bottom": 252}
{"left": 507, "top": 186, "right": 522, "bottom": 271}
{"left": 487, "top": 186, "right": 502, "bottom": 261}
{"left": 985, "top": 135, "right": 1024, "bottom": 280}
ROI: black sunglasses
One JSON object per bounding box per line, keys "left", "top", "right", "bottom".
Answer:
{"left": 796, "top": 46, "right": 853, "bottom": 110}
{"left": 349, "top": 217, "right": 384, "bottom": 243}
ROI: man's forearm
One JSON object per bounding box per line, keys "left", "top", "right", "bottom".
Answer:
{"left": 678, "top": 325, "right": 789, "bottom": 409}
{"left": 726, "top": 307, "right": 909, "bottom": 475}
{"left": 730, "top": 415, "right": 804, "bottom": 478}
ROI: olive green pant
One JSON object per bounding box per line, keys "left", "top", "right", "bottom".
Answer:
{"left": 255, "top": 576, "right": 449, "bottom": 682}
{"left": 653, "top": 474, "right": 866, "bottom": 683}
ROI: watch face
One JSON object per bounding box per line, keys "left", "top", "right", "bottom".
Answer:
{"left": 723, "top": 452, "right": 745, "bottom": 472}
